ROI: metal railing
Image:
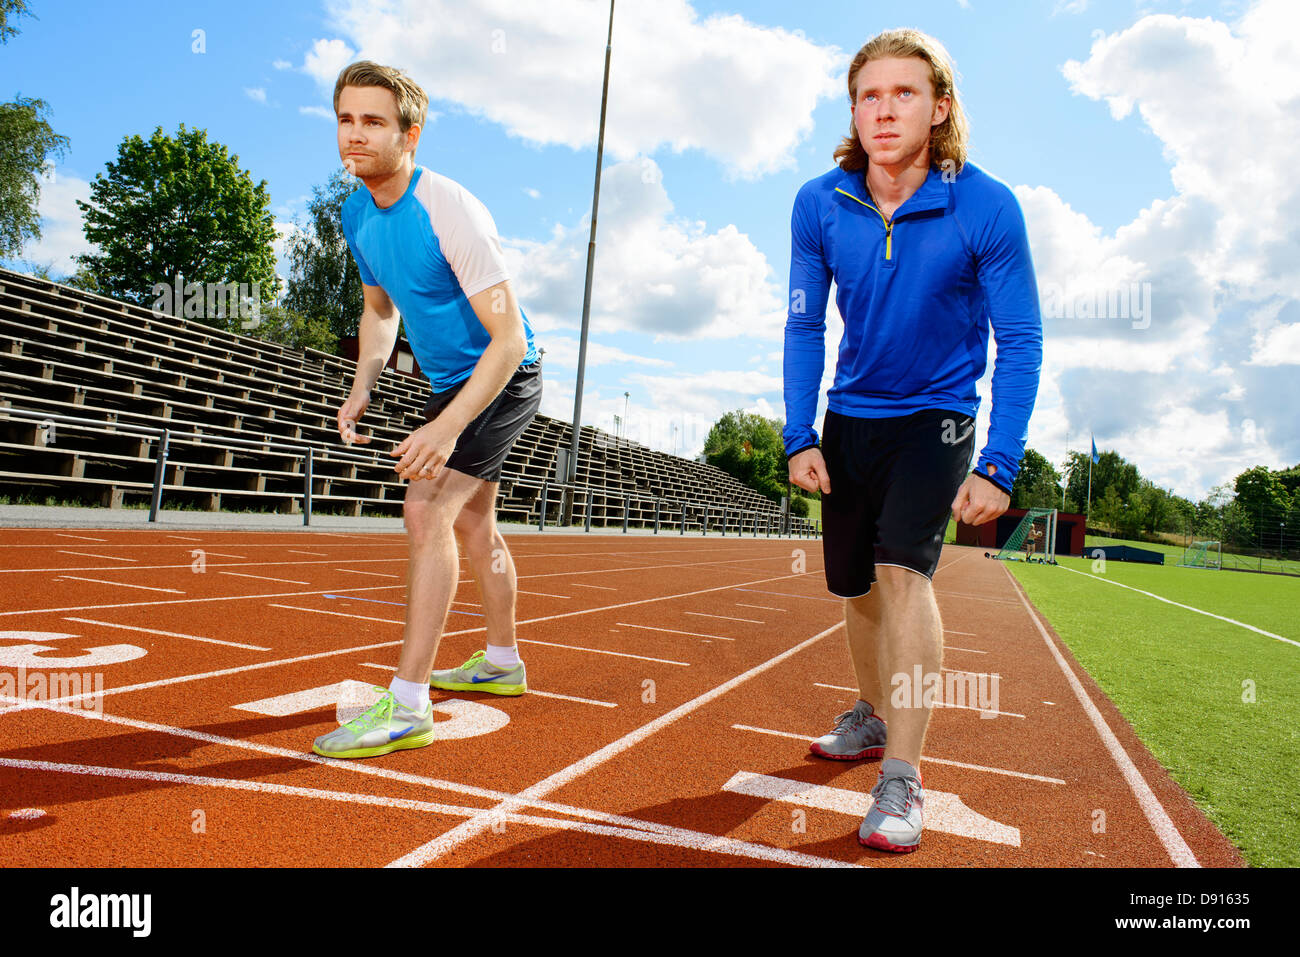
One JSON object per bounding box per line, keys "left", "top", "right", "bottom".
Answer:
{"left": 527, "top": 477, "right": 818, "bottom": 538}
{"left": 1, "top": 406, "right": 821, "bottom": 537}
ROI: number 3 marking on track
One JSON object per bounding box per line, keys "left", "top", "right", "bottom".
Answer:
{"left": 0, "top": 631, "right": 148, "bottom": 668}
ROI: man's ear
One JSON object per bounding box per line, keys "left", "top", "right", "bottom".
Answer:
{"left": 932, "top": 95, "right": 951, "bottom": 128}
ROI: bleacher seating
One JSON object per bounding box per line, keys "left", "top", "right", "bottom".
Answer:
{"left": 0, "top": 267, "right": 817, "bottom": 534}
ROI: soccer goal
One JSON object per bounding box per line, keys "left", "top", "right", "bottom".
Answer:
{"left": 1178, "top": 540, "right": 1222, "bottom": 569}
{"left": 992, "top": 507, "right": 1058, "bottom": 564}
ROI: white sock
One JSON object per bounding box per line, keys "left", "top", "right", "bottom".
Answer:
{"left": 389, "top": 676, "right": 428, "bottom": 712}
{"left": 484, "top": 643, "right": 520, "bottom": 669}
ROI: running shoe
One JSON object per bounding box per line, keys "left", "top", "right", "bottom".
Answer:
{"left": 311, "top": 687, "right": 434, "bottom": 759}
{"left": 429, "top": 650, "right": 527, "bottom": 696}
{"left": 809, "top": 700, "right": 887, "bottom": 760}
{"left": 858, "top": 758, "right": 924, "bottom": 852}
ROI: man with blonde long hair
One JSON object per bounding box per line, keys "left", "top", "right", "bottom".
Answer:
{"left": 312, "top": 61, "right": 542, "bottom": 759}
{"left": 784, "top": 30, "right": 1042, "bottom": 851}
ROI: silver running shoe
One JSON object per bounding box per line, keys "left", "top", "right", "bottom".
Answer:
{"left": 859, "top": 758, "right": 924, "bottom": 852}
{"left": 809, "top": 700, "right": 886, "bottom": 760}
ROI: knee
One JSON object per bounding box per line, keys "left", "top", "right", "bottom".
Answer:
{"left": 452, "top": 510, "right": 498, "bottom": 555}
{"left": 404, "top": 499, "right": 459, "bottom": 546}
{"left": 875, "top": 565, "right": 931, "bottom": 595}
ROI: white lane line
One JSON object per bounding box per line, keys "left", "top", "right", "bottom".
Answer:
{"left": 56, "top": 534, "right": 109, "bottom": 542}
{"left": 202, "top": 552, "right": 248, "bottom": 559}
{"left": 1, "top": 551, "right": 792, "bottom": 607}
{"left": 167, "top": 535, "right": 203, "bottom": 542}
{"left": 1, "top": 700, "right": 854, "bottom": 868}
{"left": 685, "top": 611, "right": 763, "bottom": 624}
{"left": 615, "top": 623, "right": 734, "bottom": 641}
{"left": 945, "top": 629, "right": 978, "bottom": 636}
{"left": 526, "top": 689, "right": 618, "bottom": 708}
{"left": 356, "top": 661, "right": 617, "bottom": 708}
{"left": 267, "top": 604, "right": 404, "bottom": 625}
{"left": 385, "top": 620, "right": 845, "bottom": 868}
{"left": 1057, "top": 564, "right": 1300, "bottom": 649}
{"left": 734, "top": 588, "right": 839, "bottom": 603}
{"left": 62, "top": 617, "right": 270, "bottom": 651}
{"left": 944, "top": 646, "right": 987, "bottom": 654}
{"left": 334, "top": 568, "right": 401, "bottom": 578}
{"left": 729, "top": 725, "right": 1066, "bottom": 784}
{"left": 571, "top": 583, "right": 617, "bottom": 591}
{"left": 518, "top": 638, "right": 690, "bottom": 667}
{"left": 219, "top": 571, "right": 311, "bottom": 585}
{"left": 287, "top": 550, "right": 327, "bottom": 556}
{"left": 4, "top": 568, "right": 819, "bottom": 710}
{"left": 736, "top": 603, "right": 785, "bottom": 612}
{"left": 811, "top": 683, "right": 1022, "bottom": 718}
{"left": 936, "top": 590, "right": 1018, "bottom": 605}
{"left": 517, "top": 590, "right": 570, "bottom": 599}
{"left": 722, "top": 771, "right": 1020, "bottom": 847}
{"left": 0, "top": 756, "right": 489, "bottom": 818}
{"left": 57, "top": 576, "right": 184, "bottom": 594}
{"left": 1002, "top": 564, "right": 1199, "bottom": 867}
{"left": 452, "top": 601, "right": 482, "bottom": 608}
{"left": 57, "top": 551, "right": 138, "bottom": 563}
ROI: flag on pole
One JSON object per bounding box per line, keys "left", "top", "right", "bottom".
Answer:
{"left": 1091, "top": 436, "right": 1099, "bottom": 463}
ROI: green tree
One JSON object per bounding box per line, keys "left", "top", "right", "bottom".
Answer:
{"left": 704, "top": 411, "right": 788, "bottom": 503}
{"left": 1166, "top": 494, "right": 1196, "bottom": 537}
{"left": 1129, "top": 479, "right": 1171, "bottom": 535}
{"left": 282, "top": 169, "right": 371, "bottom": 342}
{"left": 1092, "top": 485, "right": 1123, "bottom": 533}
{"left": 73, "top": 124, "right": 278, "bottom": 319}
{"left": 1065, "top": 448, "right": 1138, "bottom": 515}
{"left": 0, "top": 0, "right": 34, "bottom": 43}
{"left": 0, "top": 96, "right": 70, "bottom": 259}
{"left": 1009, "top": 447, "right": 1062, "bottom": 510}
{"left": 0, "top": 4, "right": 72, "bottom": 260}
{"left": 243, "top": 303, "right": 337, "bottom": 354}
{"left": 1273, "top": 464, "right": 1300, "bottom": 509}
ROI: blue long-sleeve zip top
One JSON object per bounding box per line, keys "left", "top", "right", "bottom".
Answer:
{"left": 782, "top": 160, "right": 1043, "bottom": 494}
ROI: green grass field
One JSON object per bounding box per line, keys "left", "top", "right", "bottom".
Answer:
{"left": 1085, "top": 534, "right": 1299, "bottom": 576}
{"left": 1005, "top": 551, "right": 1300, "bottom": 867}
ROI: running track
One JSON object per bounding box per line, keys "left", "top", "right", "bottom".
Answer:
{"left": 0, "top": 529, "right": 1244, "bottom": 867}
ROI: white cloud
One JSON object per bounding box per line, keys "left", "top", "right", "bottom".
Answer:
{"left": 303, "top": 37, "right": 356, "bottom": 90}
{"left": 245, "top": 87, "right": 267, "bottom": 104}
{"left": 273, "top": 59, "right": 292, "bottom": 70}
{"left": 15, "top": 166, "right": 94, "bottom": 277}
{"left": 306, "top": 0, "right": 844, "bottom": 179}
{"left": 1013, "top": 0, "right": 1300, "bottom": 499}
{"left": 299, "top": 105, "right": 335, "bottom": 120}
{"left": 505, "top": 158, "right": 786, "bottom": 341}
{"left": 533, "top": 335, "right": 673, "bottom": 372}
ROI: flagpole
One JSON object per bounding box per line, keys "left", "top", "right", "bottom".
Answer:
{"left": 567, "top": 0, "right": 615, "bottom": 499}
{"left": 1085, "top": 454, "right": 1093, "bottom": 538}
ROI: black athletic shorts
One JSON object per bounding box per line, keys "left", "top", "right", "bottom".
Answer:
{"left": 820, "top": 406, "right": 976, "bottom": 598}
{"left": 421, "top": 358, "right": 542, "bottom": 483}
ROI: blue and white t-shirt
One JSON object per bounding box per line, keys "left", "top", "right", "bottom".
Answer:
{"left": 340, "top": 165, "right": 539, "bottom": 392}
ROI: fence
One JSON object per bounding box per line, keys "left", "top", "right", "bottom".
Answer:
{"left": 1, "top": 407, "right": 819, "bottom": 538}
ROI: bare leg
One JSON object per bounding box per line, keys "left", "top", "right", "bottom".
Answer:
{"left": 873, "top": 565, "right": 944, "bottom": 769}
{"left": 395, "top": 467, "right": 485, "bottom": 684}
{"left": 843, "top": 587, "right": 885, "bottom": 711}
{"left": 452, "top": 479, "right": 518, "bottom": 650}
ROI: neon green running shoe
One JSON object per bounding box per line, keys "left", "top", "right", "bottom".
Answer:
{"left": 429, "top": 650, "right": 527, "bottom": 696}
{"left": 311, "top": 687, "right": 434, "bottom": 759}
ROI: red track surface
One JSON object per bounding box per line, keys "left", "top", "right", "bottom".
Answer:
{"left": 0, "top": 528, "right": 1244, "bottom": 867}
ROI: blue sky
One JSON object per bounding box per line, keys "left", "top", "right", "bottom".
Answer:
{"left": 4, "top": 0, "right": 1297, "bottom": 502}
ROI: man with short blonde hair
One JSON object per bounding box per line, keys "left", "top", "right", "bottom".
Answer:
{"left": 312, "top": 61, "right": 543, "bottom": 760}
